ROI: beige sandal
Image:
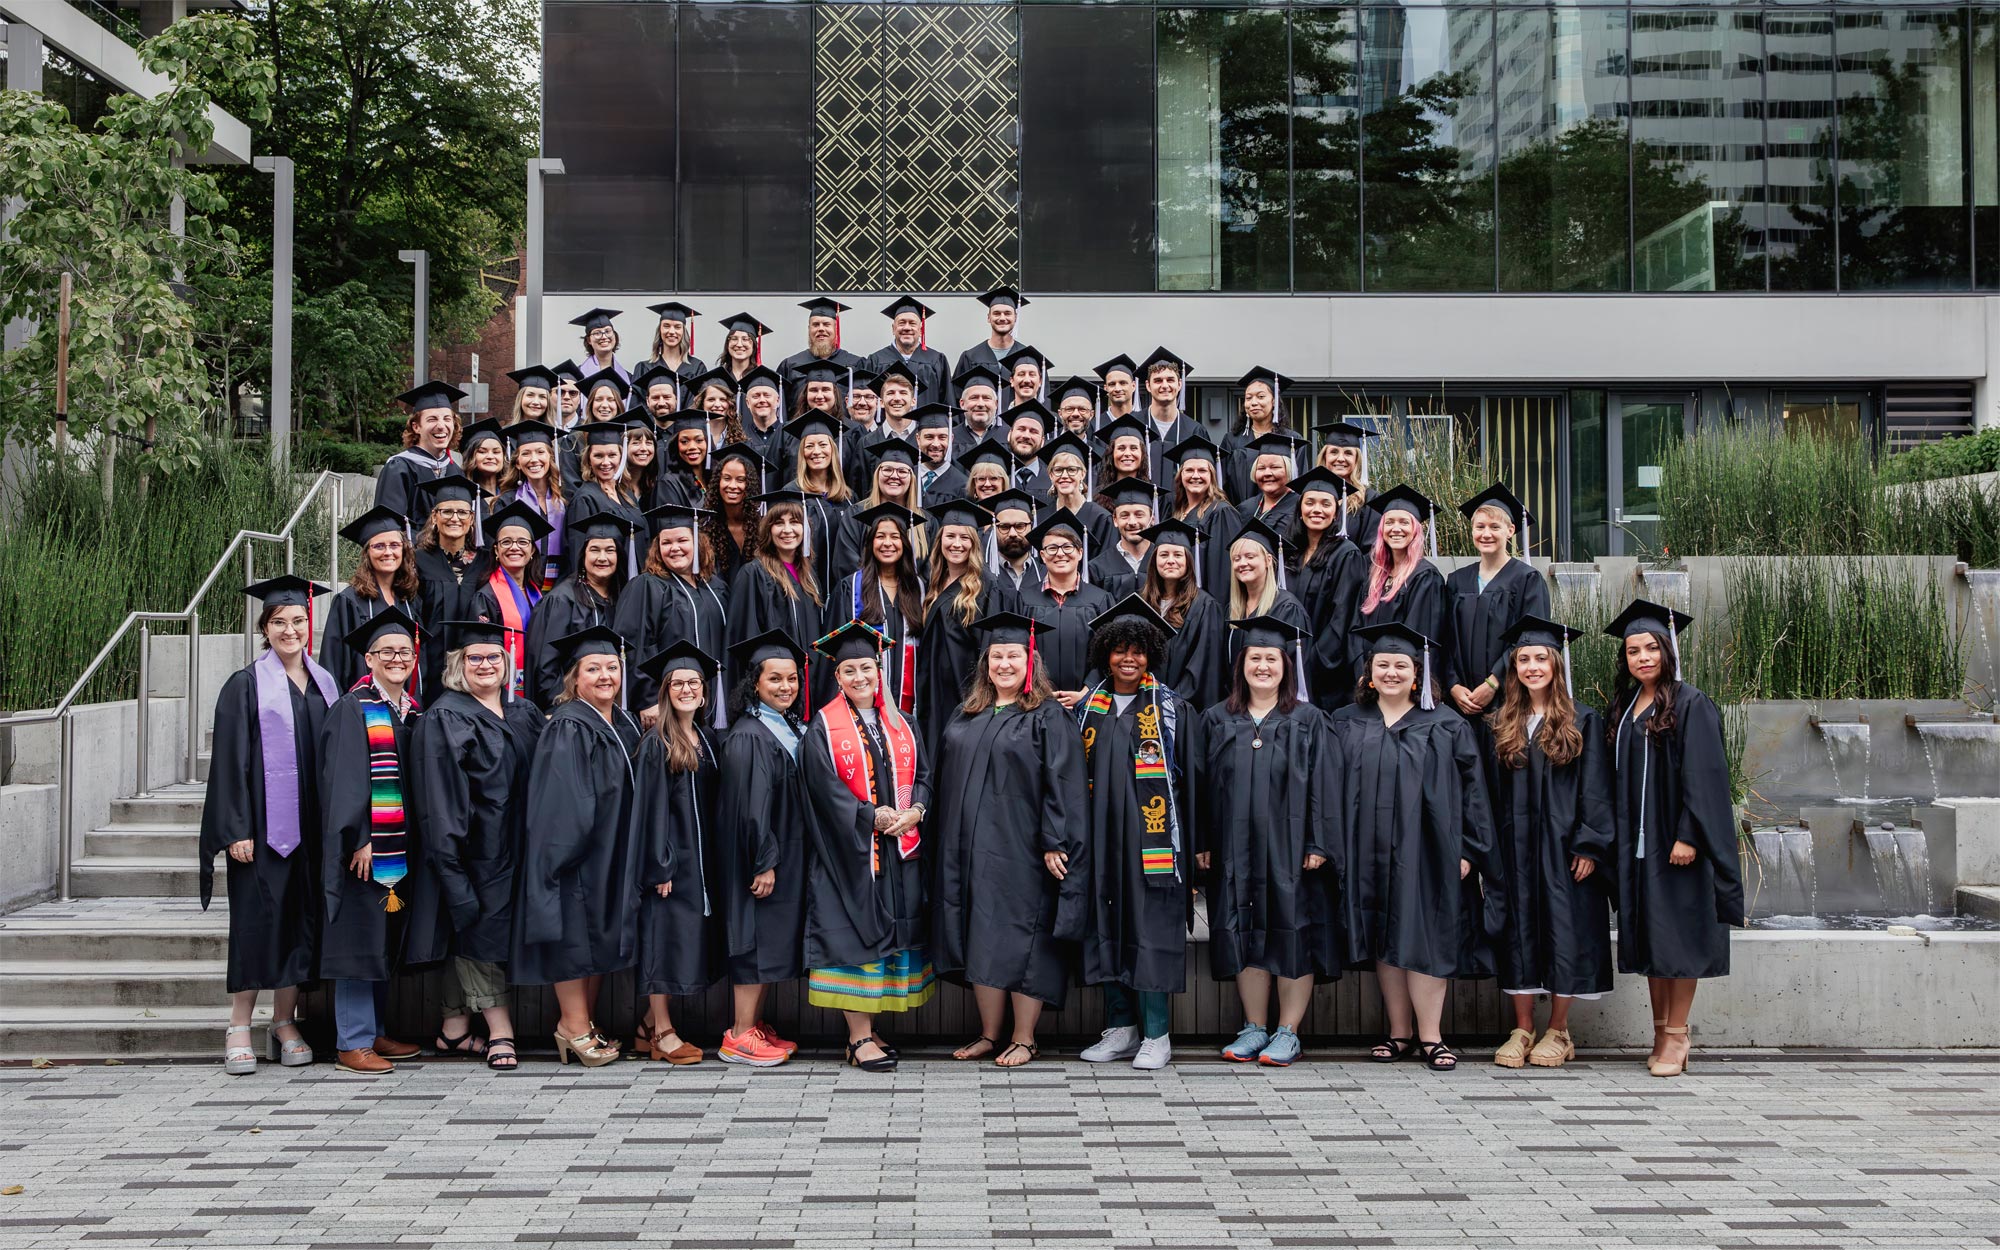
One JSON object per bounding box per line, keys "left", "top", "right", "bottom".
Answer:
{"left": 1528, "top": 1028, "right": 1574, "bottom": 1068}
{"left": 1492, "top": 1027, "right": 1534, "bottom": 1069}
{"left": 1648, "top": 1025, "right": 1690, "bottom": 1077}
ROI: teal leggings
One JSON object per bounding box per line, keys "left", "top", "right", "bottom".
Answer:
{"left": 1103, "top": 985, "right": 1171, "bottom": 1039}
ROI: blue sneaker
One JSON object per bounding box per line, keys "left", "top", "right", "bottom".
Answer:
{"left": 1258, "top": 1026, "right": 1302, "bottom": 1067}
{"left": 1222, "top": 1023, "right": 1270, "bottom": 1062}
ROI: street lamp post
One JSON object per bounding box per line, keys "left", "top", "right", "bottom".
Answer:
{"left": 253, "top": 155, "right": 294, "bottom": 470}
{"left": 522, "top": 158, "right": 565, "bottom": 369}
{"left": 398, "top": 249, "right": 428, "bottom": 387}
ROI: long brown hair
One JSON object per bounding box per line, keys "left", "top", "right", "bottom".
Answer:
{"left": 1491, "top": 648, "right": 1584, "bottom": 768}
{"left": 1608, "top": 629, "right": 1680, "bottom": 741}
{"left": 925, "top": 528, "right": 985, "bottom": 627}
{"left": 1224, "top": 643, "right": 1300, "bottom": 716}
{"left": 500, "top": 447, "right": 567, "bottom": 504}
{"left": 754, "top": 503, "right": 821, "bottom": 604}
{"left": 1139, "top": 550, "right": 1198, "bottom": 629}
{"left": 651, "top": 681, "right": 707, "bottom": 774}
{"left": 858, "top": 518, "right": 925, "bottom": 629}
{"left": 347, "top": 540, "right": 420, "bottom": 600}
{"left": 959, "top": 647, "right": 1054, "bottom": 714}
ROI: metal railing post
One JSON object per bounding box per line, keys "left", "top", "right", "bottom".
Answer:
{"left": 185, "top": 610, "right": 201, "bottom": 784}
{"left": 135, "top": 622, "right": 151, "bottom": 798}
{"left": 329, "top": 477, "right": 342, "bottom": 588}
{"left": 57, "top": 714, "right": 75, "bottom": 902}
{"left": 242, "top": 545, "right": 255, "bottom": 666}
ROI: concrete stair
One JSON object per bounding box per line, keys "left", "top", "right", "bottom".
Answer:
{"left": 70, "top": 781, "right": 207, "bottom": 898}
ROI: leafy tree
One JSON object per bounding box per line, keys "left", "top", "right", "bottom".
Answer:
{"left": 0, "top": 14, "right": 274, "bottom": 469}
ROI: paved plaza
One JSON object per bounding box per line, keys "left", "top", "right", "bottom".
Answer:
{"left": 1, "top": 1049, "right": 1996, "bottom": 1249}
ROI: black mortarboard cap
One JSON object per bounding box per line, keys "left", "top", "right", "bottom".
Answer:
{"left": 1102, "top": 479, "right": 1165, "bottom": 512}
{"left": 848, "top": 368, "right": 882, "bottom": 395}
{"left": 712, "top": 441, "right": 768, "bottom": 472}
{"left": 1354, "top": 620, "right": 1434, "bottom": 660}
{"left": 1164, "top": 432, "right": 1223, "bottom": 469}
{"left": 1289, "top": 466, "right": 1351, "bottom": 498}
{"left": 956, "top": 437, "right": 1016, "bottom": 475}
{"left": 799, "top": 297, "right": 851, "bottom": 319}
{"left": 632, "top": 361, "right": 683, "bottom": 395}
{"left": 414, "top": 472, "right": 488, "bottom": 511}
{"left": 1049, "top": 375, "right": 1097, "bottom": 405}
{"left": 1035, "top": 431, "right": 1094, "bottom": 467}
{"left": 718, "top": 312, "right": 773, "bottom": 339}
{"left": 1095, "top": 413, "right": 1152, "bottom": 447}
{"left": 1000, "top": 344, "right": 1051, "bottom": 375}
{"left": 644, "top": 502, "right": 714, "bottom": 533}
{"left": 568, "top": 308, "right": 622, "bottom": 331}
{"left": 969, "top": 610, "right": 1052, "bottom": 649}
{"left": 911, "top": 402, "right": 956, "bottom": 431}
{"left": 1321, "top": 419, "right": 1380, "bottom": 449}
{"left": 875, "top": 360, "right": 919, "bottom": 390}
{"left": 1232, "top": 516, "right": 1289, "bottom": 558}
{"left": 1026, "top": 506, "right": 1087, "bottom": 550}
{"left": 932, "top": 497, "right": 994, "bottom": 531}
{"left": 953, "top": 363, "right": 1002, "bottom": 393}
{"left": 793, "top": 359, "right": 849, "bottom": 389}
{"left": 552, "top": 624, "right": 624, "bottom": 665}
{"left": 882, "top": 296, "right": 935, "bottom": 320}
{"left": 343, "top": 604, "right": 418, "bottom": 655}
{"left": 782, "top": 408, "right": 843, "bottom": 446}
{"left": 1460, "top": 481, "right": 1532, "bottom": 530}
{"left": 395, "top": 380, "right": 467, "bottom": 411}
{"left": 738, "top": 365, "right": 782, "bottom": 393}
{"left": 1090, "top": 593, "right": 1178, "bottom": 639}
{"left": 458, "top": 417, "right": 506, "bottom": 453}
{"left": 1501, "top": 614, "right": 1585, "bottom": 651}
{"left": 984, "top": 487, "right": 1040, "bottom": 521}
{"left": 868, "top": 437, "right": 920, "bottom": 470}
{"left": 750, "top": 487, "right": 812, "bottom": 509}
{"left": 579, "top": 367, "right": 629, "bottom": 402}
{"left": 728, "top": 628, "right": 807, "bottom": 674}
{"left": 1094, "top": 354, "right": 1139, "bottom": 382}
{"left": 1003, "top": 399, "right": 1054, "bottom": 432}
{"left": 814, "top": 618, "right": 890, "bottom": 663}
{"left": 976, "top": 285, "right": 1029, "bottom": 310}
{"left": 508, "top": 419, "right": 557, "bottom": 449}
{"left": 338, "top": 505, "right": 409, "bottom": 546}
{"left": 620, "top": 407, "right": 658, "bottom": 436}
{"left": 505, "top": 364, "right": 559, "bottom": 392}
{"left": 1242, "top": 430, "right": 1309, "bottom": 459}
{"left": 1139, "top": 346, "right": 1192, "bottom": 376}
{"left": 1231, "top": 614, "right": 1313, "bottom": 650}
{"left": 552, "top": 358, "right": 586, "bottom": 384}
{"left": 666, "top": 411, "right": 709, "bottom": 438}
{"left": 685, "top": 365, "right": 735, "bottom": 396}
{"left": 647, "top": 301, "right": 700, "bottom": 322}
{"left": 849, "top": 501, "right": 922, "bottom": 537}
{"left": 442, "top": 619, "right": 509, "bottom": 650}
{"left": 1605, "top": 599, "right": 1694, "bottom": 642}
{"left": 575, "top": 420, "right": 627, "bottom": 448}
{"left": 1236, "top": 366, "right": 1296, "bottom": 393}
{"left": 1140, "top": 517, "right": 1201, "bottom": 549}
{"left": 486, "top": 498, "right": 554, "bottom": 543}
{"left": 638, "top": 638, "right": 720, "bottom": 683}
{"left": 571, "top": 510, "right": 637, "bottom": 543}
{"left": 1370, "top": 483, "right": 1437, "bottom": 523}
{"left": 242, "top": 575, "right": 330, "bottom": 611}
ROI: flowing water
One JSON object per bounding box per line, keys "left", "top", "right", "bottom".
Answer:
{"left": 1816, "top": 722, "right": 1871, "bottom": 801}
{"left": 1913, "top": 721, "right": 2000, "bottom": 799}
{"left": 1862, "top": 824, "right": 1934, "bottom": 916}
{"left": 1749, "top": 826, "right": 1816, "bottom": 918}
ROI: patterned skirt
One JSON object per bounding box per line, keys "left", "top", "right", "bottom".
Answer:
{"left": 807, "top": 947, "right": 937, "bottom": 1014}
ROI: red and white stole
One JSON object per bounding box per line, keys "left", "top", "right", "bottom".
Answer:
{"left": 819, "top": 696, "right": 921, "bottom": 874}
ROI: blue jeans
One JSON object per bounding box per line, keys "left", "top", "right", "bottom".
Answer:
{"left": 1103, "top": 985, "right": 1171, "bottom": 1039}
{"left": 334, "top": 979, "right": 385, "bottom": 1051}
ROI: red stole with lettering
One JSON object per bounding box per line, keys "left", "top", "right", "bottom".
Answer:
{"left": 819, "top": 696, "right": 921, "bottom": 874}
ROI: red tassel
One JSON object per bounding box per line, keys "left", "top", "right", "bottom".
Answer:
{"left": 1026, "top": 628, "right": 1035, "bottom": 691}
{"left": 919, "top": 315, "right": 927, "bottom": 351}
{"left": 833, "top": 316, "right": 841, "bottom": 351}
{"left": 802, "top": 658, "right": 811, "bottom": 720}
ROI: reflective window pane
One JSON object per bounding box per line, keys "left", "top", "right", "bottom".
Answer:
{"left": 1021, "top": 5, "right": 1155, "bottom": 291}
{"left": 1629, "top": 10, "right": 1767, "bottom": 290}
{"left": 1976, "top": 11, "right": 1998, "bottom": 289}
{"left": 1293, "top": 6, "right": 1363, "bottom": 292}
{"left": 1766, "top": 9, "right": 1837, "bottom": 289}
{"left": 678, "top": 5, "right": 812, "bottom": 291}
{"left": 1836, "top": 8, "right": 1971, "bottom": 291}
{"left": 1496, "top": 7, "right": 1631, "bottom": 291}
{"left": 1157, "top": 9, "right": 1290, "bottom": 291}
{"left": 1361, "top": 5, "right": 1497, "bottom": 291}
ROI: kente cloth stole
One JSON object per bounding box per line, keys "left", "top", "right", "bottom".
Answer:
{"left": 358, "top": 686, "right": 410, "bottom": 910}
{"left": 820, "top": 697, "right": 921, "bottom": 876}
{"left": 1077, "top": 675, "right": 1182, "bottom": 887}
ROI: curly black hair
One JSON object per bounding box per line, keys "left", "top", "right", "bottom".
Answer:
{"left": 1087, "top": 615, "right": 1165, "bottom": 676}
{"left": 729, "top": 664, "right": 801, "bottom": 723}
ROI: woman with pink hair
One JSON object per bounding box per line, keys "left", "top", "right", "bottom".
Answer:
{"left": 1346, "top": 485, "right": 1446, "bottom": 698}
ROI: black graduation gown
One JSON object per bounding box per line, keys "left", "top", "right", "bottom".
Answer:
{"left": 631, "top": 726, "right": 725, "bottom": 996}
{"left": 1223, "top": 428, "right": 1314, "bottom": 503}
{"left": 1611, "top": 684, "right": 1744, "bottom": 979}
{"left": 1142, "top": 414, "right": 1199, "bottom": 486}
{"left": 1076, "top": 683, "right": 1203, "bottom": 994}
{"left": 1329, "top": 702, "right": 1499, "bottom": 980}
{"left": 415, "top": 546, "right": 493, "bottom": 700}
{"left": 917, "top": 463, "right": 968, "bottom": 504}
{"left": 1227, "top": 589, "right": 1312, "bottom": 672}
{"left": 199, "top": 667, "right": 332, "bottom": 992}
{"left": 317, "top": 587, "right": 418, "bottom": 696}
{"left": 523, "top": 578, "right": 615, "bottom": 708}
{"left": 317, "top": 689, "right": 443, "bottom": 980}
{"left": 1348, "top": 560, "right": 1448, "bottom": 689}
{"left": 1014, "top": 581, "right": 1114, "bottom": 693}
{"left": 410, "top": 691, "right": 545, "bottom": 965}
{"left": 710, "top": 516, "right": 753, "bottom": 589}
{"left": 951, "top": 341, "right": 1003, "bottom": 393}
{"left": 1198, "top": 702, "right": 1344, "bottom": 980}
{"left": 930, "top": 701, "right": 1090, "bottom": 1004}
{"left": 1058, "top": 499, "right": 1118, "bottom": 558}
{"left": 776, "top": 346, "right": 865, "bottom": 408}
{"left": 1239, "top": 490, "right": 1301, "bottom": 533}
{"left": 1491, "top": 706, "right": 1616, "bottom": 996}
{"left": 821, "top": 572, "right": 920, "bottom": 712}
{"left": 1333, "top": 486, "right": 1380, "bottom": 549}
{"left": 724, "top": 561, "right": 822, "bottom": 695}
{"left": 375, "top": 448, "right": 455, "bottom": 526}
{"left": 915, "top": 577, "right": 1013, "bottom": 760}
{"left": 1180, "top": 501, "right": 1245, "bottom": 605}
{"left": 512, "top": 700, "right": 643, "bottom": 984}
{"left": 865, "top": 344, "right": 953, "bottom": 404}
{"left": 1293, "top": 539, "right": 1367, "bottom": 711}
{"left": 800, "top": 705, "right": 932, "bottom": 970}
{"left": 1159, "top": 590, "right": 1228, "bottom": 711}
{"left": 613, "top": 571, "right": 730, "bottom": 714}
{"left": 716, "top": 713, "right": 811, "bottom": 983}
{"left": 1088, "top": 545, "right": 1148, "bottom": 600}
{"left": 1443, "top": 558, "right": 1551, "bottom": 694}
{"left": 567, "top": 481, "right": 648, "bottom": 543}
{"left": 781, "top": 484, "right": 862, "bottom": 595}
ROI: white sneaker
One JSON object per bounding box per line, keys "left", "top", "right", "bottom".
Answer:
{"left": 1079, "top": 1025, "right": 1141, "bottom": 1063}
{"left": 1132, "top": 1035, "right": 1173, "bottom": 1071}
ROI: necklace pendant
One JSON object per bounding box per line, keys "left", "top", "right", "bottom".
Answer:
{"left": 1251, "top": 736, "right": 1263, "bottom": 749}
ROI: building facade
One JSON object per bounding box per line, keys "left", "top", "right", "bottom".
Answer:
{"left": 536, "top": 0, "right": 2000, "bottom": 557}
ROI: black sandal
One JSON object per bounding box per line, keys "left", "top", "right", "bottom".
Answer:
{"left": 871, "top": 1033, "right": 900, "bottom": 1061}
{"left": 995, "top": 1041, "right": 1039, "bottom": 1068}
{"left": 484, "top": 1037, "right": 518, "bottom": 1071}
{"left": 434, "top": 1027, "right": 485, "bottom": 1058}
{"left": 953, "top": 1035, "right": 998, "bottom": 1061}
{"left": 847, "top": 1038, "right": 896, "bottom": 1072}
{"left": 1419, "top": 1040, "right": 1458, "bottom": 1071}
{"left": 1371, "top": 1036, "right": 1417, "bottom": 1063}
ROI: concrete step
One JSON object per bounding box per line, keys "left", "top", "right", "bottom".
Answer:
{"left": 84, "top": 825, "right": 200, "bottom": 859}
{"left": 0, "top": 960, "right": 226, "bottom": 1008}
{"left": 1958, "top": 884, "right": 2000, "bottom": 922}
{"left": 110, "top": 791, "right": 206, "bottom": 826}
{"left": 68, "top": 857, "right": 201, "bottom": 898}
{"left": 0, "top": 899, "right": 228, "bottom": 962}
{"left": 0, "top": 1006, "right": 267, "bottom": 1061}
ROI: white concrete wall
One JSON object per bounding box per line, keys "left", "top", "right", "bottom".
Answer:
{"left": 0, "top": 783, "right": 56, "bottom": 912}
{"left": 529, "top": 293, "right": 1997, "bottom": 386}
{"left": 1946, "top": 799, "right": 2000, "bottom": 884}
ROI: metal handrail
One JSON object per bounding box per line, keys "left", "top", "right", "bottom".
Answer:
{"left": 0, "top": 470, "right": 348, "bottom": 900}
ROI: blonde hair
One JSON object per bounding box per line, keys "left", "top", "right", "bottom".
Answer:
{"left": 794, "top": 439, "right": 852, "bottom": 502}
{"left": 925, "top": 527, "right": 985, "bottom": 627}
{"left": 441, "top": 647, "right": 515, "bottom": 696}
{"left": 967, "top": 463, "right": 1007, "bottom": 497}
{"left": 1227, "top": 538, "right": 1279, "bottom": 619}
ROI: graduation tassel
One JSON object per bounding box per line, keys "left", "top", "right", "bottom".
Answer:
{"left": 1562, "top": 636, "right": 1574, "bottom": 700}
{"left": 919, "top": 313, "right": 927, "bottom": 351}
{"left": 1294, "top": 641, "right": 1310, "bottom": 703}
{"left": 1419, "top": 643, "right": 1435, "bottom": 711}
{"left": 1426, "top": 507, "right": 1438, "bottom": 561}
{"left": 712, "top": 670, "right": 728, "bottom": 731}
{"left": 986, "top": 524, "right": 1001, "bottom": 576}
{"left": 1668, "top": 617, "right": 1682, "bottom": 669}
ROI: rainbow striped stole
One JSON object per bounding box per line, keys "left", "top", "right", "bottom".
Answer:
{"left": 360, "top": 695, "right": 408, "bottom": 895}
{"left": 1084, "top": 689, "right": 1114, "bottom": 716}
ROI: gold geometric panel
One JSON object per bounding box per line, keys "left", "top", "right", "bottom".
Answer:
{"left": 813, "top": 4, "right": 1020, "bottom": 292}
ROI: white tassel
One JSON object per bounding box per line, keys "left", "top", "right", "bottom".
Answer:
{"left": 1669, "top": 618, "right": 1681, "bottom": 669}
{"left": 1426, "top": 508, "right": 1437, "bottom": 561}
{"left": 712, "top": 671, "right": 728, "bottom": 730}
{"left": 1420, "top": 645, "right": 1435, "bottom": 711}
{"left": 1563, "top": 637, "right": 1573, "bottom": 700}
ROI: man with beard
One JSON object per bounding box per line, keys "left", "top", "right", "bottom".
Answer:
{"left": 777, "top": 298, "right": 864, "bottom": 408}
{"left": 988, "top": 489, "right": 1042, "bottom": 594}
{"left": 952, "top": 364, "right": 1004, "bottom": 458}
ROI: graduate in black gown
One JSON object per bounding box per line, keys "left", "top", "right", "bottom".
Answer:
{"left": 1223, "top": 519, "right": 1313, "bottom": 696}
{"left": 615, "top": 503, "right": 730, "bottom": 723}
{"left": 1603, "top": 601, "right": 1743, "bottom": 1078}
{"left": 319, "top": 506, "right": 421, "bottom": 696}
{"left": 1235, "top": 431, "right": 1306, "bottom": 531}
{"left": 524, "top": 512, "right": 631, "bottom": 707}
{"left": 567, "top": 419, "right": 649, "bottom": 551}
{"left": 1348, "top": 485, "right": 1448, "bottom": 688}
{"left": 1483, "top": 616, "right": 1614, "bottom": 1072}
{"left": 316, "top": 606, "right": 431, "bottom": 1074}
{"left": 1222, "top": 368, "right": 1314, "bottom": 501}
{"left": 780, "top": 407, "right": 864, "bottom": 594}
{"left": 515, "top": 624, "right": 644, "bottom": 1068}
{"left": 915, "top": 498, "right": 1005, "bottom": 758}
{"left": 1443, "top": 484, "right": 1550, "bottom": 721}
{"left": 200, "top": 576, "right": 339, "bottom": 1075}
{"left": 1088, "top": 479, "right": 1164, "bottom": 598}
{"left": 1165, "top": 433, "right": 1245, "bottom": 601}
{"left": 1034, "top": 431, "right": 1117, "bottom": 555}
{"left": 1015, "top": 507, "right": 1115, "bottom": 702}
{"left": 824, "top": 503, "right": 926, "bottom": 717}
{"left": 630, "top": 640, "right": 726, "bottom": 1065}
{"left": 931, "top": 612, "right": 1089, "bottom": 1067}
{"left": 1287, "top": 469, "right": 1369, "bottom": 712}
{"left": 409, "top": 620, "right": 545, "bottom": 1074}
{"left": 471, "top": 500, "right": 553, "bottom": 704}
{"left": 714, "top": 630, "right": 813, "bottom": 1068}
{"left": 1136, "top": 519, "right": 1227, "bottom": 710}
{"left": 374, "top": 381, "right": 466, "bottom": 526}
{"left": 799, "top": 621, "right": 936, "bottom": 1072}
{"left": 1072, "top": 601, "right": 1203, "bottom": 1072}
{"left": 1317, "top": 421, "right": 1381, "bottom": 548}
{"left": 1329, "top": 622, "right": 1497, "bottom": 1074}
{"left": 1198, "top": 617, "right": 1344, "bottom": 1068}
{"left": 726, "top": 491, "right": 825, "bottom": 702}
{"left": 703, "top": 441, "right": 764, "bottom": 587}
{"left": 411, "top": 474, "right": 496, "bottom": 701}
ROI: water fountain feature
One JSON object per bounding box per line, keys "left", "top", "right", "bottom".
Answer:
{"left": 1964, "top": 568, "right": 2000, "bottom": 709}
{"left": 1863, "top": 822, "right": 1934, "bottom": 916}
{"left": 1812, "top": 718, "right": 1872, "bottom": 801}
{"left": 1749, "top": 825, "right": 1817, "bottom": 920}
{"left": 1909, "top": 716, "right": 2000, "bottom": 799}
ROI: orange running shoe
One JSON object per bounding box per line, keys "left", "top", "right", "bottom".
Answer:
{"left": 754, "top": 1021, "right": 799, "bottom": 1055}
{"left": 719, "top": 1027, "right": 789, "bottom": 1068}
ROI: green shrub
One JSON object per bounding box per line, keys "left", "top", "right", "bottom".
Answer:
{"left": 1882, "top": 428, "right": 2000, "bottom": 485}
{"left": 1716, "top": 559, "right": 1964, "bottom": 701}
{"left": 1366, "top": 424, "right": 1493, "bottom": 557}
{"left": 296, "top": 432, "right": 389, "bottom": 475}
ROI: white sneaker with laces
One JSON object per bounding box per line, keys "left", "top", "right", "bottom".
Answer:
{"left": 1079, "top": 1025, "right": 1141, "bottom": 1063}
{"left": 1132, "top": 1034, "right": 1173, "bottom": 1071}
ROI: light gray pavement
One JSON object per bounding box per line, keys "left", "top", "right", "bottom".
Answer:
{"left": 2, "top": 1049, "right": 1997, "bottom": 1249}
